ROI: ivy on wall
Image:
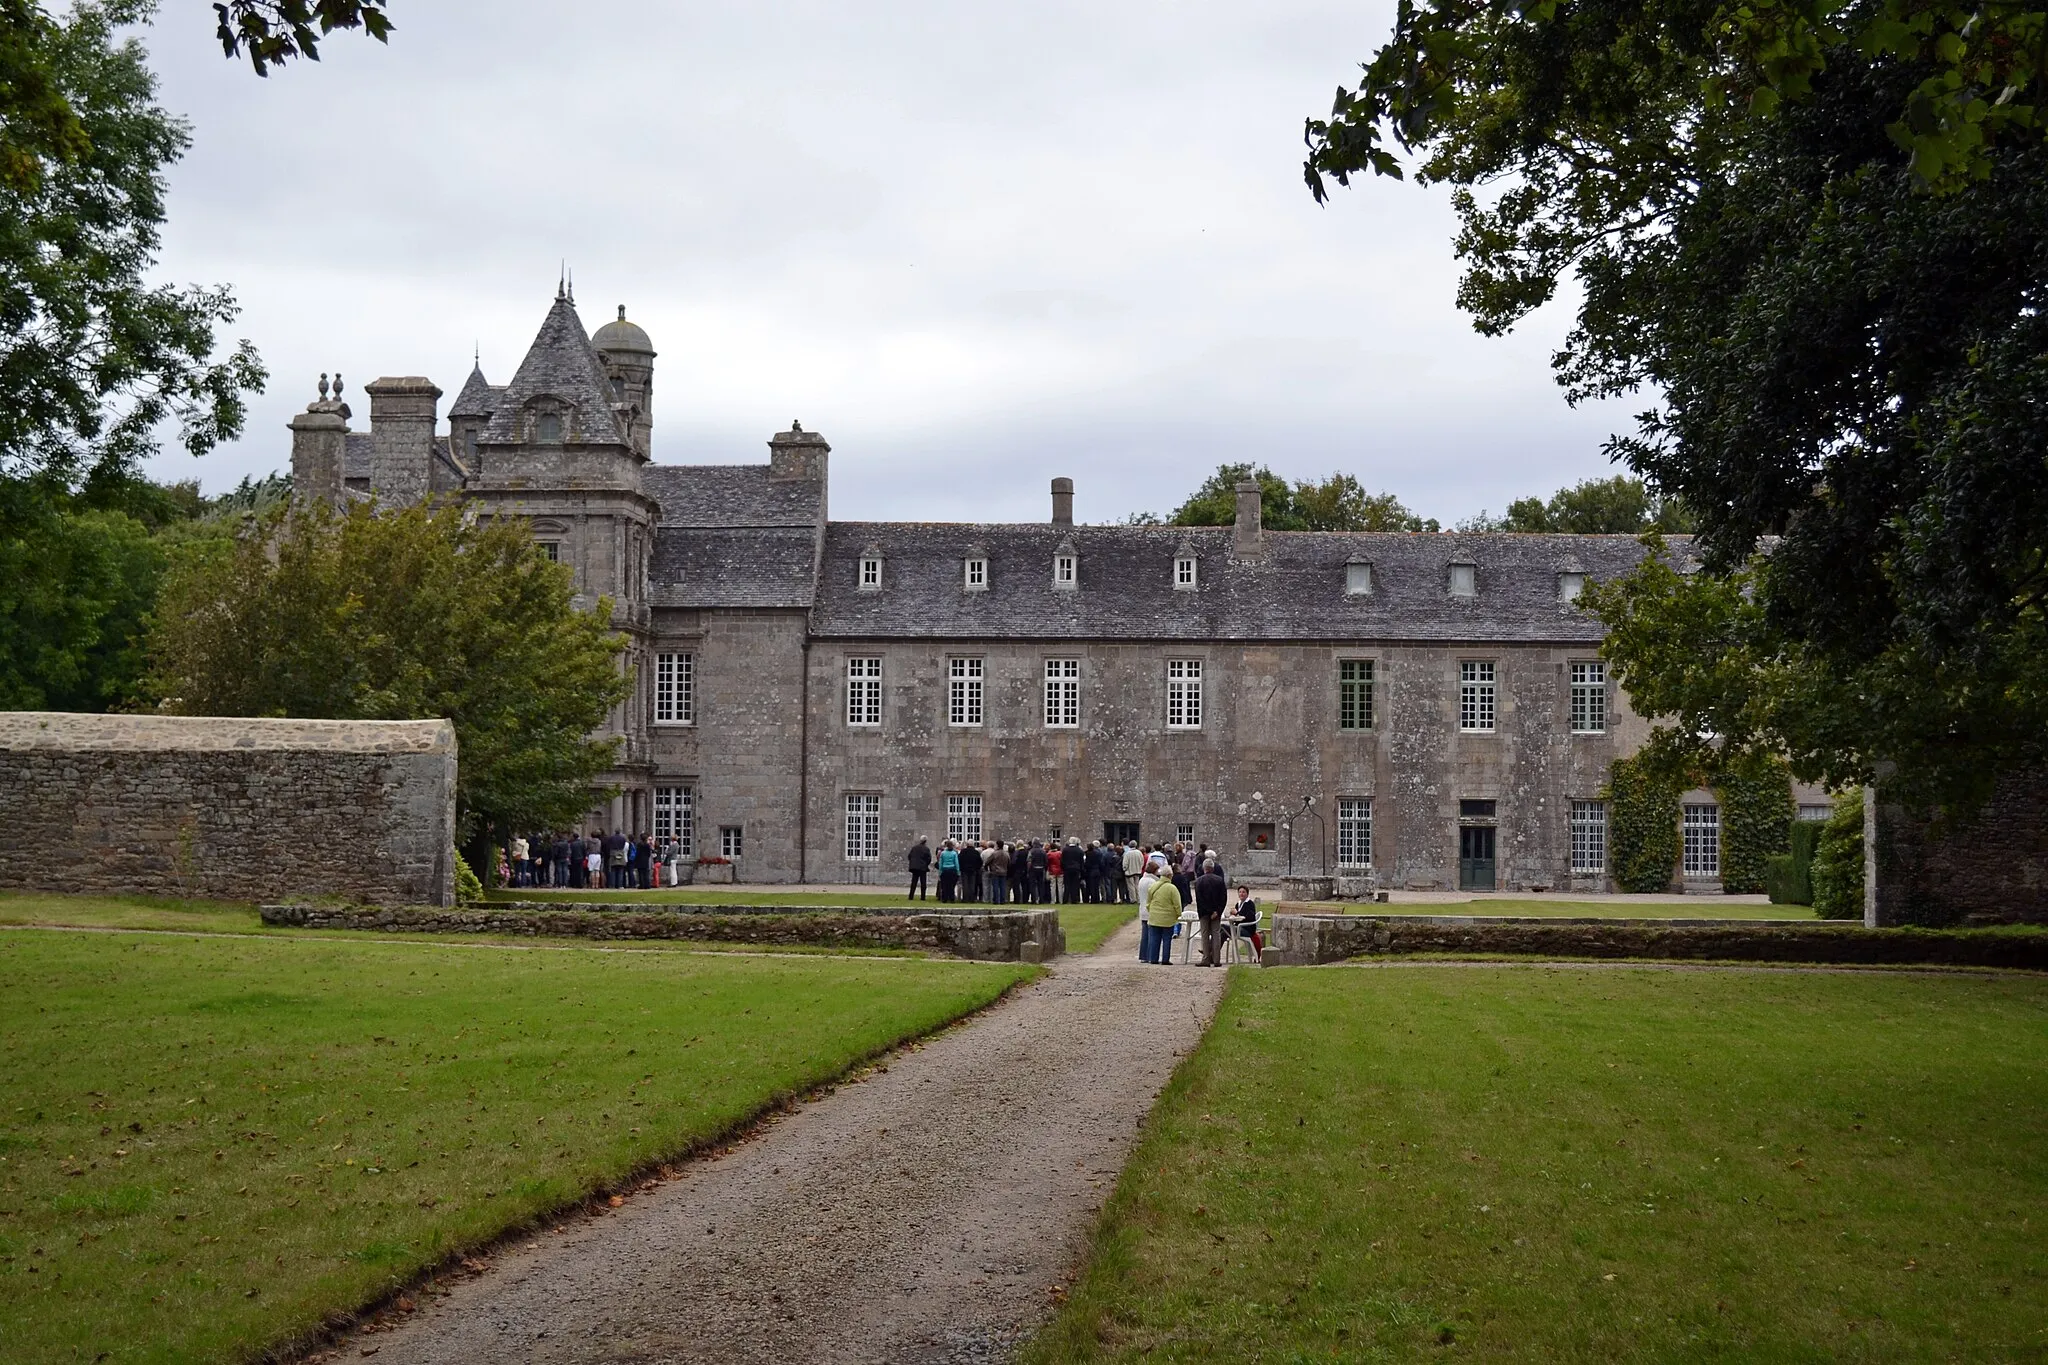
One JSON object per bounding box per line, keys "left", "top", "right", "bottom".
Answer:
{"left": 1716, "top": 754, "right": 1795, "bottom": 895}
{"left": 1605, "top": 743, "right": 1794, "bottom": 894}
{"left": 1606, "top": 751, "right": 1682, "bottom": 893}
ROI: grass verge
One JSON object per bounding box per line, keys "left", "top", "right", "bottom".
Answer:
{"left": 1024, "top": 964, "right": 2048, "bottom": 1362}
{"left": 0, "top": 929, "right": 1031, "bottom": 1363}
{"left": 485, "top": 887, "right": 914, "bottom": 907}
{"left": 1294, "top": 897, "right": 1817, "bottom": 921}
{"left": 1060, "top": 905, "right": 1131, "bottom": 956}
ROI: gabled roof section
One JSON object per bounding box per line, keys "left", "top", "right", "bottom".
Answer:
{"left": 649, "top": 526, "right": 820, "bottom": 609}
{"left": 481, "top": 293, "right": 628, "bottom": 447}
{"left": 810, "top": 524, "right": 1686, "bottom": 642}
{"left": 447, "top": 363, "right": 498, "bottom": 419}
{"left": 642, "top": 464, "right": 825, "bottom": 528}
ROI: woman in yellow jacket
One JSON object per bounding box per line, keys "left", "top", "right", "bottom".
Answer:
{"left": 1142, "top": 854, "right": 1182, "bottom": 964}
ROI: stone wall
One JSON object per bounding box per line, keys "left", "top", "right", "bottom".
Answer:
{"left": 0, "top": 713, "right": 456, "bottom": 906}
{"left": 1869, "top": 771, "right": 2048, "bottom": 926}
{"left": 1265, "top": 912, "right": 2048, "bottom": 969}
{"left": 799, "top": 640, "right": 1646, "bottom": 892}
{"left": 260, "top": 903, "right": 1064, "bottom": 961}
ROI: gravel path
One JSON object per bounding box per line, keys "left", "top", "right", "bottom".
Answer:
{"left": 353, "top": 919, "right": 1225, "bottom": 1364}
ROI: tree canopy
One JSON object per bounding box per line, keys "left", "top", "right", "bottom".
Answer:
{"left": 0, "top": 1, "right": 263, "bottom": 496}
{"left": 1463, "top": 475, "right": 1693, "bottom": 533}
{"left": 148, "top": 502, "right": 632, "bottom": 842}
{"left": 212, "top": 0, "right": 392, "bottom": 75}
{"left": 1164, "top": 463, "right": 1438, "bottom": 532}
{"left": 1304, "top": 0, "right": 2048, "bottom": 810}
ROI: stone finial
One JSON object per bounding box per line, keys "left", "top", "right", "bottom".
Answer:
{"left": 618, "top": 304, "right": 627, "bottom": 321}
{"left": 317, "top": 373, "right": 330, "bottom": 401}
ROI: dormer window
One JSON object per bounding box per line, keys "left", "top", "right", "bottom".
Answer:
{"left": 1558, "top": 571, "right": 1586, "bottom": 603}
{"left": 1345, "top": 561, "right": 1374, "bottom": 596}
{"left": 1053, "top": 550, "right": 1077, "bottom": 590}
{"left": 1174, "top": 555, "right": 1198, "bottom": 589}
{"left": 965, "top": 556, "right": 988, "bottom": 591}
{"left": 858, "top": 555, "right": 882, "bottom": 590}
{"left": 534, "top": 412, "right": 563, "bottom": 444}
{"left": 1449, "top": 562, "right": 1477, "bottom": 597}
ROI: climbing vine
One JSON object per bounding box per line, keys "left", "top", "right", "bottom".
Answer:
{"left": 1715, "top": 754, "right": 1795, "bottom": 895}
{"left": 1810, "top": 790, "right": 1866, "bottom": 919}
{"left": 1605, "top": 751, "right": 1682, "bottom": 893}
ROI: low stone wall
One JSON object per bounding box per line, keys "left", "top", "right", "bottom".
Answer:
{"left": 0, "top": 712, "right": 456, "bottom": 907}
{"left": 1265, "top": 913, "right": 2048, "bottom": 970}
{"left": 259, "top": 904, "right": 1064, "bottom": 962}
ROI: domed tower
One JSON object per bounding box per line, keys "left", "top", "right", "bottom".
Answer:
{"left": 592, "top": 305, "right": 655, "bottom": 460}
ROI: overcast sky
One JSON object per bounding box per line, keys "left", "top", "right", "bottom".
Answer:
{"left": 137, "top": 1, "right": 1637, "bottom": 526}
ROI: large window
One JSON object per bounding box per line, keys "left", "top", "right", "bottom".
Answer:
{"left": 1167, "top": 659, "right": 1203, "bottom": 729}
{"left": 843, "top": 793, "right": 880, "bottom": 862}
{"left": 1044, "top": 658, "right": 1079, "bottom": 728}
{"left": 1570, "top": 661, "right": 1607, "bottom": 733}
{"left": 846, "top": 656, "right": 882, "bottom": 727}
{"left": 948, "top": 657, "right": 984, "bottom": 727}
{"left": 946, "top": 794, "right": 983, "bottom": 844}
{"left": 1683, "top": 804, "right": 1721, "bottom": 877}
{"left": 654, "top": 652, "right": 694, "bottom": 725}
{"left": 1339, "top": 659, "right": 1375, "bottom": 731}
{"left": 1459, "top": 661, "right": 1496, "bottom": 733}
{"left": 1570, "top": 800, "right": 1607, "bottom": 874}
{"left": 653, "top": 785, "right": 695, "bottom": 856}
{"left": 1337, "top": 797, "right": 1372, "bottom": 867}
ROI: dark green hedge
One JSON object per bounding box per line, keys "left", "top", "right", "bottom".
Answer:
{"left": 1717, "top": 755, "right": 1795, "bottom": 894}
{"left": 1607, "top": 752, "right": 1682, "bottom": 892}
{"left": 1812, "top": 790, "right": 1866, "bottom": 919}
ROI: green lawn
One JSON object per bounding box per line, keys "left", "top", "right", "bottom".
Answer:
{"left": 0, "top": 892, "right": 271, "bottom": 936}
{"left": 1060, "top": 905, "right": 1133, "bottom": 955}
{"left": 487, "top": 887, "right": 915, "bottom": 907}
{"left": 1026, "top": 965, "right": 2048, "bottom": 1362}
{"left": 1298, "top": 897, "right": 1818, "bottom": 921}
{"left": 0, "top": 929, "right": 1031, "bottom": 1364}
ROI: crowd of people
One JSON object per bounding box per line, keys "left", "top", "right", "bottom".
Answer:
{"left": 905, "top": 834, "right": 1263, "bottom": 964}
{"left": 503, "top": 830, "right": 687, "bottom": 890}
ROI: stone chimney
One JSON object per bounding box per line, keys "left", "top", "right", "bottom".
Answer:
{"left": 767, "top": 420, "right": 829, "bottom": 483}
{"left": 288, "top": 373, "right": 350, "bottom": 507}
{"left": 1234, "top": 479, "right": 1264, "bottom": 555}
{"left": 1051, "top": 476, "right": 1074, "bottom": 526}
{"left": 364, "top": 376, "right": 442, "bottom": 507}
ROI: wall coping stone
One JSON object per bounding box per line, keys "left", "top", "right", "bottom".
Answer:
{"left": 0, "top": 711, "right": 455, "bottom": 754}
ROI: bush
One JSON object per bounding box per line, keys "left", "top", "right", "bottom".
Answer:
{"left": 453, "top": 850, "right": 483, "bottom": 903}
{"left": 1715, "top": 755, "right": 1794, "bottom": 894}
{"left": 1767, "top": 818, "right": 1825, "bottom": 905}
{"left": 1607, "top": 753, "right": 1681, "bottom": 892}
{"left": 1810, "top": 791, "right": 1866, "bottom": 920}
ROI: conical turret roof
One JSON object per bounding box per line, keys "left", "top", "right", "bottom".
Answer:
{"left": 447, "top": 362, "right": 498, "bottom": 419}
{"left": 481, "top": 291, "right": 628, "bottom": 447}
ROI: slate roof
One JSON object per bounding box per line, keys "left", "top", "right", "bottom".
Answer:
{"left": 649, "top": 526, "right": 819, "bottom": 609}
{"left": 643, "top": 464, "right": 825, "bottom": 528}
{"left": 342, "top": 433, "right": 462, "bottom": 484}
{"left": 807, "top": 523, "right": 1682, "bottom": 642}
{"left": 480, "top": 293, "right": 629, "bottom": 447}
{"left": 447, "top": 363, "right": 499, "bottom": 419}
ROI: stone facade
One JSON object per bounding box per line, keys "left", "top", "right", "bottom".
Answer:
{"left": 298, "top": 287, "right": 1796, "bottom": 893}
{"left": 1867, "top": 771, "right": 2048, "bottom": 926}
{"left": 0, "top": 713, "right": 456, "bottom": 905}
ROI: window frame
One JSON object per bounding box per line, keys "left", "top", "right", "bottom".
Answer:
{"left": 845, "top": 656, "right": 883, "bottom": 728}
{"left": 964, "top": 556, "right": 987, "bottom": 591}
{"left": 719, "top": 825, "right": 745, "bottom": 860}
{"left": 1174, "top": 555, "right": 1198, "bottom": 590}
{"left": 948, "top": 656, "right": 985, "bottom": 728}
{"left": 653, "top": 785, "right": 695, "bottom": 856}
{"left": 843, "top": 792, "right": 881, "bottom": 862}
{"left": 1682, "top": 804, "right": 1721, "bottom": 877}
{"left": 945, "top": 794, "right": 984, "bottom": 844}
{"left": 1337, "top": 796, "right": 1372, "bottom": 868}
{"left": 1449, "top": 562, "right": 1477, "bottom": 598}
{"left": 1559, "top": 571, "right": 1587, "bottom": 603}
{"left": 1053, "top": 553, "right": 1078, "bottom": 590}
{"left": 1043, "top": 657, "right": 1080, "bottom": 729}
{"left": 1345, "top": 561, "right": 1374, "bottom": 596}
{"left": 858, "top": 555, "right": 882, "bottom": 590}
{"left": 1166, "top": 658, "right": 1204, "bottom": 730}
{"left": 536, "top": 540, "right": 561, "bottom": 563}
{"left": 1569, "top": 660, "right": 1607, "bottom": 734}
{"left": 1459, "top": 660, "right": 1497, "bottom": 733}
{"left": 1338, "top": 658, "right": 1376, "bottom": 732}
{"left": 1570, "top": 799, "right": 1608, "bottom": 874}
{"left": 654, "top": 651, "right": 695, "bottom": 726}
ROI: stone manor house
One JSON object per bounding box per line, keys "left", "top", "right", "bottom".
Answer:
{"left": 287, "top": 288, "right": 1801, "bottom": 890}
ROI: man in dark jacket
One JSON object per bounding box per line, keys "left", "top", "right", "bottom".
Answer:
{"left": 551, "top": 834, "right": 571, "bottom": 888}
{"left": 1193, "top": 858, "right": 1229, "bottom": 966}
{"left": 907, "top": 837, "right": 932, "bottom": 900}
{"left": 568, "top": 833, "right": 587, "bottom": 888}
{"left": 1027, "top": 841, "right": 1050, "bottom": 903}
{"left": 959, "top": 840, "right": 983, "bottom": 903}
